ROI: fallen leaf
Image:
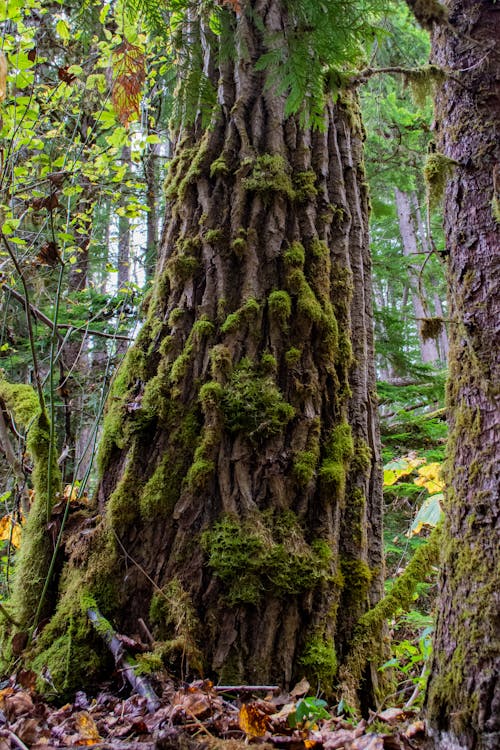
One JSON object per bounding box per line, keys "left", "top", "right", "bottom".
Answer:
{"left": 239, "top": 702, "right": 271, "bottom": 737}
{"left": 73, "top": 710, "right": 101, "bottom": 745}
{"left": 172, "top": 689, "right": 213, "bottom": 718}
{"left": 11, "top": 717, "right": 40, "bottom": 745}
{"left": 290, "top": 678, "right": 310, "bottom": 697}
{"left": 377, "top": 707, "right": 409, "bottom": 724}
{"left": 4, "top": 690, "right": 34, "bottom": 719}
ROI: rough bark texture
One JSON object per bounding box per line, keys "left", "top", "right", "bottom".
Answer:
{"left": 425, "top": 2, "right": 500, "bottom": 748}
{"left": 21, "top": 0, "right": 382, "bottom": 698}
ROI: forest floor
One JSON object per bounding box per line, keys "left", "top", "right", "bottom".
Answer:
{"left": 0, "top": 670, "right": 430, "bottom": 750}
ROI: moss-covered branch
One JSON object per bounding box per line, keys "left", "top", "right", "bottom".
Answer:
{"left": 338, "top": 529, "right": 440, "bottom": 704}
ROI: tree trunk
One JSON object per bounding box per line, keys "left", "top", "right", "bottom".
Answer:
{"left": 425, "top": 2, "right": 500, "bottom": 748}
{"left": 14, "top": 0, "right": 383, "bottom": 699}
{"left": 394, "top": 188, "right": 441, "bottom": 363}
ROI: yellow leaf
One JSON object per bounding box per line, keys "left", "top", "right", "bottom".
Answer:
{"left": 414, "top": 463, "right": 444, "bottom": 494}
{"left": 74, "top": 711, "right": 101, "bottom": 744}
{"left": 383, "top": 454, "right": 425, "bottom": 486}
{"left": 238, "top": 703, "right": 270, "bottom": 737}
{"left": 0, "top": 515, "right": 22, "bottom": 548}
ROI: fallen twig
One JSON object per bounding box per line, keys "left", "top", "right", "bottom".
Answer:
{"left": 214, "top": 685, "right": 280, "bottom": 693}
{"left": 87, "top": 607, "right": 161, "bottom": 713}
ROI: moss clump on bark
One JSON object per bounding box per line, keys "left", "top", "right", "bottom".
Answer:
{"left": 293, "top": 171, "right": 318, "bottom": 201}
{"left": 98, "top": 348, "right": 147, "bottom": 473}
{"left": 293, "top": 450, "right": 319, "bottom": 486}
{"left": 319, "top": 421, "right": 354, "bottom": 494}
{"left": 284, "top": 242, "right": 306, "bottom": 267}
{"left": 210, "top": 155, "right": 229, "bottom": 177}
{"left": 204, "top": 229, "right": 223, "bottom": 244}
{"left": 220, "top": 358, "right": 294, "bottom": 441}
{"left": 149, "top": 579, "right": 203, "bottom": 673}
{"left": 210, "top": 345, "right": 233, "bottom": 380}
{"left": 202, "top": 512, "right": 333, "bottom": 606}
{"left": 268, "top": 290, "right": 292, "bottom": 323}
{"left": 221, "top": 298, "right": 260, "bottom": 334}
{"left": 424, "top": 152, "right": 458, "bottom": 208}
{"left": 242, "top": 154, "right": 294, "bottom": 200}
{"left": 299, "top": 633, "right": 337, "bottom": 687}
{"left": 285, "top": 347, "right": 301, "bottom": 366}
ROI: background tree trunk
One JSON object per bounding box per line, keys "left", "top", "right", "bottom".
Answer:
{"left": 425, "top": 2, "right": 500, "bottom": 747}
{"left": 395, "top": 188, "right": 441, "bottom": 363}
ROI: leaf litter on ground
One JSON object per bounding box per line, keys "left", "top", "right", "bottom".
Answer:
{"left": 0, "top": 672, "right": 429, "bottom": 749}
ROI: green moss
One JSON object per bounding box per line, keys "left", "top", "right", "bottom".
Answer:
{"left": 170, "top": 345, "right": 193, "bottom": 383}
{"left": 210, "top": 155, "right": 229, "bottom": 177}
{"left": 210, "top": 345, "right": 233, "bottom": 380}
{"left": 168, "top": 254, "right": 199, "bottom": 283}
{"left": 221, "top": 298, "right": 260, "bottom": 334}
{"left": 199, "top": 381, "right": 224, "bottom": 410}
{"left": 351, "top": 438, "right": 372, "bottom": 474}
{"left": 405, "top": 65, "right": 446, "bottom": 107}
{"left": 268, "top": 290, "right": 292, "bottom": 323}
{"left": 287, "top": 268, "right": 323, "bottom": 323}
{"left": 202, "top": 512, "right": 333, "bottom": 606}
{"left": 293, "top": 171, "right": 317, "bottom": 201}
{"left": 149, "top": 579, "right": 203, "bottom": 672}
{"left": 284, "top": 242, "right": 305, "bottom": 267}
{"left": 192, "top": 318, "right": 215, "bottom": 339}
{"left": 186, "top": 457, "right": 215, "bottom": 490}
{"left": 319, "top": 422, "right": 354, "bottom": 493}
{"left": 260, "top": 352, "right": 277, "bottom": 373}
{"left": 340, "top": 558, "right": 372, "bottom": 610}
{"left": 492, "top": 194, "right": 500, "bottom": 224}
{"left": 310, "top": 238, "right": 329, "bottom": 259}
{"left": 293, "top": 450, "right": 318, "bottom": 486}
{"left": 299, "top": 634, "right": 337, "bottom": 687}
{"left": 285, "top": 347, "right": 301, "bottom": 366}
{"left": 231, "top": 237, "right": 247, "bottom": 255}
{"left": 221, "top": 359, "right": 294, "bottom": 441}
{"left": 204, "top": 229, "right": 222, "bottom": 244}
{"left": 424, "top": 152, "right": 458, "bottom": 208}
{"left": 339, "top": 530, "right": 440, "bottom": 703}
{"left": 165, "top": 135, "right": 210, "bottom": 202}
{"left": 134, "top": 651, "right": 164, "bottom": 675}
{"left": 242, "top": 154, "right": 294, "bottom": 200}
{"left": 0, "top": 379, "right": 62, "bottom": 628}
{"left": 168, "top": 307, "right": 185, "bottom": 326}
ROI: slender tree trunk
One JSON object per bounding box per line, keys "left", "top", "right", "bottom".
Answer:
{"left": 14, "top": 0, "right": 383, "bottom": 699}
{"left": 425, "top": 2, "right": 500, "bottom": 748}
{"left": 394, "top": 188, "right": 441, "bottom": 363}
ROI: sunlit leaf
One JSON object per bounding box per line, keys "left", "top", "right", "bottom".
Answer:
{"left": 407, "top": 494, "right": 443, "bottom": 537}
{"left": 239, "top": 703, "right": 270, "bottom": 737}
{"left": 414, "top": 462, "right": 444, "bottom": 494}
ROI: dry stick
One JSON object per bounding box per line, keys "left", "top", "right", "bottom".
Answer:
{"left": 214, "top": 685, "right": 279, "bottom": 693}
{"left": 87, "top": 607, "right": 161, "bottom": 713}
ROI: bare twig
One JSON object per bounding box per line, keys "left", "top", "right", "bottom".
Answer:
{"left": 87, "top": 607, "right": 161, "bottom": 713}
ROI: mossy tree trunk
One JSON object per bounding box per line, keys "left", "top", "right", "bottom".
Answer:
{"left": 16, "top": 0, "right": 383, "bottom": 698}
{"left": 425, "top": 2, "right": 500, "bottom": 747}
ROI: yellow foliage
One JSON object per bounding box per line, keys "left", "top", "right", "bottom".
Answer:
{"left": 414, "top": 462, "right": 444, "bottom": 495}
{"left": 383, "top": 454, "right": 425, "bottom": 486}
{"left": 239, "top": 703, "right": 270, "bottom": 737}
{"left": 0, "top": 514, "right": 23, "bottom": 548}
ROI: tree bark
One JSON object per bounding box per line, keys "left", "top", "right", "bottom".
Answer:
{"left": 425, "top": 2, "right": 500, "bottom": 748}
{"left": 14, "top": 0, "right": 383, "bottom": 701}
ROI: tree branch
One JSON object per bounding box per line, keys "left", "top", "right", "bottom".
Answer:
{"left": 2, "top": 283, "right": 133, "bottom": 341}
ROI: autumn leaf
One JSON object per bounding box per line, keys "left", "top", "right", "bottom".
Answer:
{"left": 112, "top": 41, "right": 146, "bottom": 126}
{"left": 74, "top": 710, "right": 101, "bottom": 745}
{"left": 414, "top": 462, "right": 444, "bottom": 494}
{"left": 238, "top": 702, "right": 270, "bottom": 737}
{"left": 0, "top": 514, "right": 23, "bottom": 548}
{"left": 383, "top": 454, "right": 425, "bottom": 486}
{"left": 407, "top": 493, "right": 443, "bottom": 537}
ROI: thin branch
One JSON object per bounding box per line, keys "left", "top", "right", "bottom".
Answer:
{"left": 1, "top": 233, "right": 46, "bottom": 412}
{"left": 2, "top": 283, "right": 133, "bottom": 341}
